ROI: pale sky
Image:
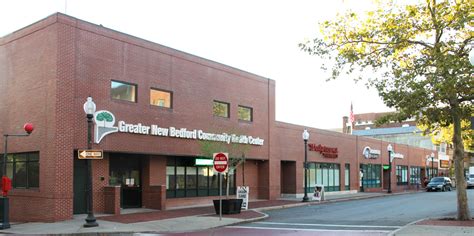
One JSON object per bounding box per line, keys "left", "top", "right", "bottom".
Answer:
{"left": 0, "top": 0, "right": 393, "bottom": 129}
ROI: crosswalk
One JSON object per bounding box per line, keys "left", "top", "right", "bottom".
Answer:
{"left": 226, "top": 221, "right": 401, "bottom": 235}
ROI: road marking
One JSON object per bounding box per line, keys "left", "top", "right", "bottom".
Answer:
{"left": 227, "top": 225, "right": 392, "bottom": 233}
{"left": 254, "top": 221, "right": 402, "bottom": 229}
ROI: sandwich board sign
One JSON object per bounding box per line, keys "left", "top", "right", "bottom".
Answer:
{"left": 237, "top": 186, "right": 249, "bottom": 210}
{"left": 313, "top": 185, "right": 325, "bottom": 202}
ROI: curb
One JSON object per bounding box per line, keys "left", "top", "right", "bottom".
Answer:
{"left": 255, "top": 191, "right": 419, "bottom": 211}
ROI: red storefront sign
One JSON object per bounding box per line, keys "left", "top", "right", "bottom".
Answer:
{"left": 308, "top": 144, "right": 338, "bottom": 158}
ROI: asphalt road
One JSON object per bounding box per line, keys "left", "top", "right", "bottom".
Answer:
{"left": 149, "top": 190, "right": 474, "bottom": 235}
{"left": 228, "top": 190, "right": 474, "bottom": 234}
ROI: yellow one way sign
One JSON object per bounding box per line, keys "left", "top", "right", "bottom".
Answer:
{"left": 78, "top": 150, "right": 103, "bottom": 159}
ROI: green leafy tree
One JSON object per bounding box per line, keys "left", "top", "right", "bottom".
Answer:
{"left": 300, "top": 0, "right": 473, "bottom": 220}
{"left": 199, "top": 132, "right": 249, "bottom": 199}
{"left": 418, "top": 118, "right": 474, "bottom": 152}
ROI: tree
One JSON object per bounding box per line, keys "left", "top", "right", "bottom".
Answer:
{"left": 199, "top": 134, "right": 248, "bottom": 198}
{"left": 418, "top": 118, "right": 474, "bottom": 152}
{"left": 300, "top": 0, "right": 473, "bottom": 220}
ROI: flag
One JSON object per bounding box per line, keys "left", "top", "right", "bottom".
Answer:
{"left": 349, "top": 103, "right": 355, "bottom": 124}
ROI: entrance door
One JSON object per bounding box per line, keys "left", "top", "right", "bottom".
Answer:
{"left": 383, "top": 169, "right": 390, "bottom": 190}
{"left": 110, "top": 155, "right": 142, "bottom": 208}
{"left": 73, "top": 156, "right": 87, "bottom": 214}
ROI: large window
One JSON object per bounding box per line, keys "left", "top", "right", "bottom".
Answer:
{"left": 360, "top": 164, "right": 381, "bottom": 188}
{"left": 427, "top": 167, "right": 438, "bottom": 179}
{"left": 150, "top": 88, "right": 172, "bottom": 108}
{"left": 111, "top": 80, "right": 136, "bottom": 102}
{"left": 410, "top": 166, "right": 421, "bottom": 185}
{"left": 305, "top": 162, "right": 340, "bottom": 193}
{"left": 238, "top": 106, "right": 253, "bottom": 122}
{"left": 0, "top": 152, "right": 39, "bottom": 189}
{"left": 166, "top": 157, "right": 235, "bottom": 198}
{"left": 213, "top": 101, "right": 229, "bottom": 118}
{"left": 345, "top": 164, "right": 350, "bottom": 190}
{"left": 396, "top": 165, "right": 408, "bottom": 185}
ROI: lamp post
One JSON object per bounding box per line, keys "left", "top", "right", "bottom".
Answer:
{"left": 83, "top": 97, "right": 98, "bottom": 228}
{"left": 431, "top": 154, "right": 435, "bottom": 178}
{"left": 1, "top": 123, "right": 34, "bottom": 229}
{"left": 387, "top": 144, "right": 393, "bottom": 194}
{"left": 302, "top": 129, "right": 310, "bottom": 202}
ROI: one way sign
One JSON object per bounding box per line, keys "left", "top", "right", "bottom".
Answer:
{"left": 78, "top": 150, "right": 103, "bottom": 159}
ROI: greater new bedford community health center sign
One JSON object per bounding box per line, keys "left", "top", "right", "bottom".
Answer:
{"left": 93, "top": 110, "right": 265, "bottom": 146}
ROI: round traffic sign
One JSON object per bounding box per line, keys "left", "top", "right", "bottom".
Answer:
{"left": 213, "top": 152, "right": 228, "bottom": 173}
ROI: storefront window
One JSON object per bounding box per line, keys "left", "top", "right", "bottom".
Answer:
{"left": 360, "top": 164, "right": 381, "bottom": 188}
{"left": 111, "top": 80, "right": 136, "bottom": 102}
{"left": 198, "top": 166, "right": 210, "bottom": 196}
{"left": 186, "top": 167, "right": 197, "bottom": 197}
{"left": 396, "top": 165, "right": 408, "bottom": 185}
{"left": 167, "top": 156, "right": 235, "bottom": 198}
{"left": 0, "top": 152, "right": 39, "bottom": 189}
{"left": 305, "top": 163, "right": 340, "bottom": 193}
{"left": 410, "top": 166, "right": 421, "bottom": 185}
{"left": 176, "top": 166, "right": 185, "bottom": 197}
{"left": 427, "top": 167, "right": 438, "bottom": 179}
{"left": 308, "top": 163, "right": 316, "bottom": 191}
{"left": 213, "top": 101, "right": 229, "bottom": 118}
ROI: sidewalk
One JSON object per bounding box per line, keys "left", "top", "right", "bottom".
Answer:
{"left": 1, "top": 191, "right": 469, "bottom": 235}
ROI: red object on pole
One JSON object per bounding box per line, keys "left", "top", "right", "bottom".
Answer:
{"left": 1, "top": 176, "right": 12, "bottom": 197}
{"left": 213, "top": 153, "right": 228, "bottom": 173}
{"left": 23, "top": 123, "right": 34, "bottom": 134}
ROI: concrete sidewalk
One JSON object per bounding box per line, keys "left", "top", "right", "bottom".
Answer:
{"left": 2, "top": 191, "right": 467, "bottom": 235}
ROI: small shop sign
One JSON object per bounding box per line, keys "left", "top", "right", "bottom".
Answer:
{"left": 308, "top": 144, "right": 338, "bottom": 158}
{"left": 236, "top": 186, "right": 249, "bottom": 210}
{"left": 362, "top": 146, "right": 381, "bottom": 159}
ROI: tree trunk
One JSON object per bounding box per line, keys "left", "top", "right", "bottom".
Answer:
{"left": 225, "top": 172, "right": 230, "bottom": 199}
{"left": 453, "top": 108, "right": 470, "bottom": 220}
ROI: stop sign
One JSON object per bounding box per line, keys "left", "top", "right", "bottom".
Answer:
{"left": 213, "top": 152, "right": 228, "bottom": 173}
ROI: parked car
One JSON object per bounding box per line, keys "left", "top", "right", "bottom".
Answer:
{"left": 466, "top": 174, "right": 474, "bottom": 189}
{"left": 426, "top": 177, "right": 453, "bottom": 192}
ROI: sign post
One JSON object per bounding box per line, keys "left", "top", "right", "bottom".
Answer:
{"left": 213, "top": 153, "right": 228, "bottom": 221}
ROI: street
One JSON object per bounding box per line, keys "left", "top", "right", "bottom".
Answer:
{"left": 159, "top": 190, "right": 474, "bottom": 235}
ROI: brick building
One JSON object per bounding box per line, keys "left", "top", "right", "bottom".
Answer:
{"left": 0, "top": 13, "right": 439, "bottom": 223}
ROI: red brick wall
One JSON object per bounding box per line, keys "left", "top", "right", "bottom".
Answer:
{"left": 235, "top": 160, "right": 260, "bottom": 199}
{"left": 0, "top": 15, "right": 60, "bottom": 222}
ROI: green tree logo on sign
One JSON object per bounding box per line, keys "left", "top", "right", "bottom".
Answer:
{"left": 93, "top": 110, "right": 118, "bottom": 143}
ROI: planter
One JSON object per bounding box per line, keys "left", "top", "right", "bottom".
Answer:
{"left": 213, "top": 199, "right": 243, "bottom": 214}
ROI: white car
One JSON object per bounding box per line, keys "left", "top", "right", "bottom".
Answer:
{"left": 467, "top": 174, "right": 474, "bottom": 189}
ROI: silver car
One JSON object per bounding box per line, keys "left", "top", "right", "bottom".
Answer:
{"left": 467, "top": 174, "right": 474, "bottom": 189}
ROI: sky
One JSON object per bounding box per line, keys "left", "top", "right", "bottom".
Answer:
{"left": 0, "top": 0, "right": 394, "bottom": 130}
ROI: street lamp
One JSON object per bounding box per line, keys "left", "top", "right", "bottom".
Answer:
{"left": 83, "top": 97, "right": 98, "bottom": 228}
{"left": 1, "top": 123, "right": 34, "bottom": 229}
{"left": 302, "top": 129, "right": 310, "bottom": 202}
{"left": 387, "top": 144, "right": 393, "bottom": 194}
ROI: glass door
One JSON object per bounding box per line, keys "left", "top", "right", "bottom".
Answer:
{"left": 109, "top": 155, "right": 142, "bottom": 208}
